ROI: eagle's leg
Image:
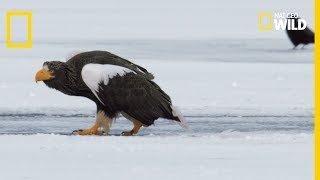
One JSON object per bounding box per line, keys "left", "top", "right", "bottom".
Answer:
{"left": 73, "top": 111, "right": 112, "bottom": 136}
{"left": 121, "top": 112, "right": 143, "bottom": 136}
{"left": 121, "top": 120, "right": 142, "bottom": 136}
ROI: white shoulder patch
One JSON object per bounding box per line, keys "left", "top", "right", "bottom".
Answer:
{"left": 81, "top": 64, "right": 135, "bottom": 104}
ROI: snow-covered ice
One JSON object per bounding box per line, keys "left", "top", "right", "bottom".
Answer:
{"left": 0, "top": 0, "right": 314, "bottom": 179}
{"left": 0, "top": 40, "right": 314, "bottom": 115}
{"left": 0, "top": 39, "right": 314, "bottom": 180}
{"left": 0, "top": 133, "right": 313, "bottom": 180}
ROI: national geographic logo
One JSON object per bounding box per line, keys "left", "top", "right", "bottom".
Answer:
{"left": 259, "top": 12, "right": 307, "bottom": 31}
{"left": 6, "top": 11, "right": 33, "bottom": 48}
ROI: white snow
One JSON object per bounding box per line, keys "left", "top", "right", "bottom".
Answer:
{"left": 0, "top": 133, "right": 313, "bottom": 180}
{"left": 0, "top": 0, "right": 314, "bottom": 39}
{"left": 0, "top": 54, "right": 313, "bottom": 179}
{"left": 81, "top": 64, "right": 134, "bottom": 104}
{"left": 0, "top": 0, "right": 314, "bottom": 179}
{"left": 0, "top": 56, "right": 312, "bottom": 116}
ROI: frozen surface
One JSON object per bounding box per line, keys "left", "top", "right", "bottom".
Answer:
{"left": 0, "top": 39, "right": 314, "bottom": 180}
{"left": 0, "top": 113, "right": 313, "bottom": 135}
{"left": 0, "top": 0, "right": 315, "bottom": 179}
{"left": 0, "top": 0, "right": 314, "bottom": 39}
{"left": 0, "top": 133, "right": 313, "bottom": 180}
{"left": 0, "top": 39, "right": 314, "bottom": 115}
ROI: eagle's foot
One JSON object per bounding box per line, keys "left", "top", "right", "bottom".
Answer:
{"left": 120, "top": 121, "right": 142, "bottom": 136}
{"left": 72, "top": 123, "right": 104, "bottom": 136}
{"left": 73, "top": 129, "right": 104, "bottom": 136}
{"left": 121, "top": 130, "right": 134, "bottom": 136}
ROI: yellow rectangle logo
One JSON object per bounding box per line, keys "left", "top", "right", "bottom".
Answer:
{"left": 259, "top": 12, "right": 273, "bottom": 31}
{"left": 6, "top": 11, "right": 32, "bottom": 48}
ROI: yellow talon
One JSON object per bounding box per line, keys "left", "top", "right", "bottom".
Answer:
{"left": 121, "top": 119, "right": 142, "bottom": 136}
{"left": 73, "top": 123, "right": 104, "bottom": 136}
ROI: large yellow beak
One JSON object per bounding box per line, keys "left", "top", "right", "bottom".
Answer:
{"left": 35, "top": 69, "right": 53, "bottom": 82}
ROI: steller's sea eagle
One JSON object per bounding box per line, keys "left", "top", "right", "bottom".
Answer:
{"left": 35, "top": 51, "right": 188, "bottom": 135}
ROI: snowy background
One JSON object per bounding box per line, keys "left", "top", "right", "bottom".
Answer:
{"left": 0, "top": 0, "right": 314, "bottom": 180}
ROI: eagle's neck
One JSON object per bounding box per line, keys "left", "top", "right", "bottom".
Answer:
{"left": 65, "top": 65, "right": 78, "bottom": 88}
{"left": 44, "top": 65, "right": 78, "bottom": 96}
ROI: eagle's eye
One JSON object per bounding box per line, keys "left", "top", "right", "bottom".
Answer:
{"left": 48, "top": 69, "right": 54, "bottom": 73}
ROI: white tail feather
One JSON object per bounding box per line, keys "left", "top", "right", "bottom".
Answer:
{"left": 171, "top": 106, "right": 191, "bottom": 131}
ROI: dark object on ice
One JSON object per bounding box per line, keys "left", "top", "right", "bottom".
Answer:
{"left": 35, "top": 51, "right": 188, "bottom": 136}
{"left": 286, "top": 17, "right": 314, "bottom": 49}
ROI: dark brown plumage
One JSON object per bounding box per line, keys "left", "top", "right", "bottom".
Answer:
{"left": 35, "top": 51, "right": 188, "bottom": 135}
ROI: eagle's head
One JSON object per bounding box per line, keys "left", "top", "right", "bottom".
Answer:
{"left": 35, "top": 61, "right": 73, "bottom": 90}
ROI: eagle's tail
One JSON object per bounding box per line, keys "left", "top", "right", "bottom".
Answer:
{"left": 171, "top": 105, "right": 190, "bottom": 131}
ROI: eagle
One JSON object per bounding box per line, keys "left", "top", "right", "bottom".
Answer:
{"left": 286, "top": 17, "right": 314, "bottom": 49}
{"left": 35, "top": 51, "right": 188, "bottom": 136}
